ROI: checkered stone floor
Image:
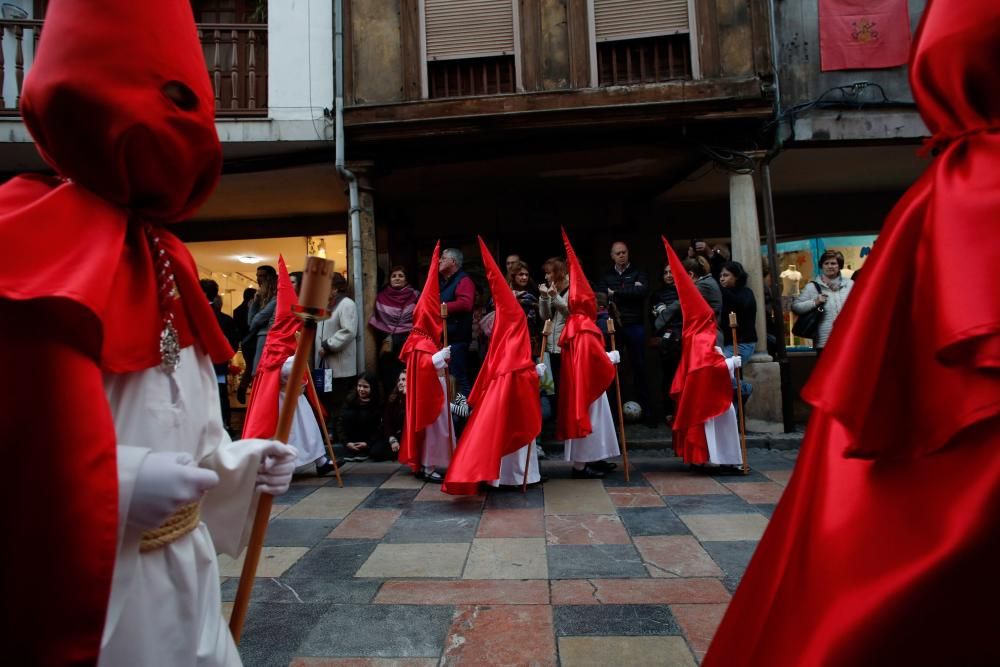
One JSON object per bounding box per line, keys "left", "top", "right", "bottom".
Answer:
{"left": 222, "top": 450, "right": 797, "bottom": 666}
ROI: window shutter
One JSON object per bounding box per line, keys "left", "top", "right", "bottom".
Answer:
{"left": 593, "top": 0, "right": 690, "bottom": 43}
{"left": 424, "top": 0, "right": 515, "bottom": 61}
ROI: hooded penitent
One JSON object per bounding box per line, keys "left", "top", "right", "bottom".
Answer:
{"left": 704, "top": 2, "right": 1000, "bottom": 664}
{"left": 398, "top": 242, "right": 447, "bottom": 472}
{"left": 662, "top": 236, "right": 732, "bottom": 464}
{"left": 0, "top": 1, "right": 229, "bottom": 662}
{"left": 555, "top": 228, "right": 616, "bottom": 441}
{"left": 243, "top": 257, "right": 302, "bottom": 439}
{"left": 442, "top": 237, "right": 541, "bottom": 495}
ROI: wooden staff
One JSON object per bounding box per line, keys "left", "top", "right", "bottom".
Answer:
{"left": 305, "top": 371, "right": 343, "bottom": 488}
{"left": 728, "top": 312, "right": 750, "bottom": 475}
{"left": 230, "top": 257, "right": 334, "bottom": 644}
{"left": 440, "top": 302, "right": 456, "bottom": 452}
{"left": 605, "top": 318, "right": 630, "bottom": 482}
{"left": 523, "top": 319, "right": 553, "bottom": 492}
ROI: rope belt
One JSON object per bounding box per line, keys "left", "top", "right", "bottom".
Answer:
{"left": 140, "top": 501, "right": 201, "bottom": 553}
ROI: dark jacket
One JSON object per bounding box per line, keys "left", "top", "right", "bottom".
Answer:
{"left": 599, "top": 264, "right": 649, "bottom": 326}
{"left": 212, "top": 310, "right": 239, "bottom": 376}
{"left": 721, "top": 286, "right": 758, "bottom": 345}
{"left": 695, "top": 275, "right": 724, "bottom": 346}
{"left": 440, "top": 269, "right": 473, "bottom": 343}
{"left": 336, "top": 399, "right": 383, "bottom": 444}
{"left": 651, "top": 285, "right": 682, "bottom": 337}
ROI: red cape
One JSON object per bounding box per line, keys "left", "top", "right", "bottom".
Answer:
{"left": 243, "top": 257, "right": 303, "bottom": 439}
{"left": 555, "top": 228, "right": 616, "bottom": 440}
{"left": 398, "top": 242, "right": 447, "bottom": 472}
{"left": 663, "top": 236, "right": 732, "bottom": 464}
{"left": 0, "top": 0, "right": 227, "bottom": 662}
{"left": 443, "top": 236, "right": 541, "bottom": 494}
{"left": 704, "top": 2, "right": 1000, "bottom": 664}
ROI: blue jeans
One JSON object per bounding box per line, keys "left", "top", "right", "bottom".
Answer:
{"left": 448, "top": 341, "right": 471, "bottom": 395}
{"left": 723, "top": 342, "right": 755, "bottom": 367}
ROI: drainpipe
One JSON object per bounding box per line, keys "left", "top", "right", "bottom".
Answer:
{"left": 334, "top": 0, "right": 365, "bottom": 370}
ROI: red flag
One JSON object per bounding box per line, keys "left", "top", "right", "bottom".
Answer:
{"left": 662, "top": 237, "right": 732, "bottom": 464}
{"left": 242, "top": 256, "right": 302, "bottom": 439}
{"left": 555, "top": 228, "right": 616, "bottom": 440}
{"left": 398, "top": 242, "right": 447, "bottom": 473}
{"left": 704, "top": 2, "right": 1000, "bottom": 664}
{"left": 819, "top": 0, "right": 911, "bottom": 71}
{"left": 442, "top": 236, "right": 541, "bottom": 495}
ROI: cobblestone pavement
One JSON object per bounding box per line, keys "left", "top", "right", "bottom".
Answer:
{"left": 223, "top": 449, "right": 798, "bottom": 666}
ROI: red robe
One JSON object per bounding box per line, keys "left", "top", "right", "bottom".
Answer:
{"left": 704, "top": 2, "right": 1000, "bottom": 664}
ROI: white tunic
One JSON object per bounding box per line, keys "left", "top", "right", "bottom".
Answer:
{"left": 490, "top": 440, "right": 541, "bottom": 487}
{"left": 703, "top": 354, "right": 743, "bottom": 466}
{"left": 563, "top": 394, "right": 620, "bottom": 463}
{"left": 280, "top": 357, "right": 327, "bottom": 468}
{"left": 422, "top": 373, "right": 455, "bottom": 469}
{"left": 101, "top": 345, "right": 263, "bottom": 667}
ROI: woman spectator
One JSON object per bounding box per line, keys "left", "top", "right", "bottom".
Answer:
{"left": 538, "top": 257, "right": 569, "bottom": 388}
{"left": 508, "top": 260, "right": 541, "bottom": 352}
{"left": 718, "top": 260, "right": 758, "bottom": 366}
{"left": 369, "top": 266, "right": 419, "bottom": 392}
{"left": 682, "top": 255, "right": 724, "bottom": 346}
{"left": 651, "top": 263, "right": 683, "bottom": 424}
{"left": 372, "top": 369, "right": 405, "bottom": 462}
{"left": 244, "top": 272, "right": 277, "bottom": 375}
{"left": 792, "top": 250, "right": 854, "bottom": 354}
{"left": 336, "top": 372, "right": 383, "bottom": 462}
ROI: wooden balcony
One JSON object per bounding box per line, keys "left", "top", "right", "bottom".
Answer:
{"left": 0, "top": 19, "right": 267, "bottom": 117}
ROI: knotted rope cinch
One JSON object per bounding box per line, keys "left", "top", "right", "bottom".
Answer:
{"left": 140, "top": 502, "right": 201, "bottom": 552}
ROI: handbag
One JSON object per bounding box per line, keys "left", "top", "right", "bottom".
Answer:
{"left": 792, "top": 282, "right": 825, "bottom": 340}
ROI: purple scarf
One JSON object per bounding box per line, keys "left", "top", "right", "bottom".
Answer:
{"left": 369, "top": 285, "right": 419, "bottom": 334}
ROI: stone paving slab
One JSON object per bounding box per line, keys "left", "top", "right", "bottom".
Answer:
{"left": 553, "top": 604, "right": 681, "bottom": 636}
{"left": 282, "top": 487, "right": 376, "bottom": 519}
{"left": 558, "top": 636, "right": 697, "bottom": 667}
{"left": 662, "top": 493, "right": 759, "bottom": 515}
{"left": 543, "top": 479, "right": 616, "bottom": 515}
{"left": 282, "top": 539, "right": 380, "bottom": 580}
{"left": 634, "top": 535, "right": 726, "bottom": 578}
{"left": 679, "top": 513, "right": 769, "bottom": 542}
{"left": 360, "top": 489, "right": 421, "bottom": 510}
{"left": 264, "top": 519, "right": 341, "bottom": 547}
{"left": 220, "top": 577, "right": 382, "bottom": 604}
{"left": 218, "top": 546, "right": 310, "bottom": 578}
{"left": 762, "top": 469, "right": 793, "bottom": 485}
{"left": 545, "top": 514, "right": 631, "bottom": 545}
{"left": 547, "top": 544, "right": 648, "bottom": 579}
{"left": 463, "top": 537, "right": 548, "bottom": 579}
{"left": 671, "top": 602, "right": 730, "bottom": 662}
{"left": 616, "top": 507, "right": 691, "bottom": 537}
{"left": 476, "top": 508, "right": 546, "bottom": 538}
{"left": 379, "top": 470, "right": 427, "bottom": 489}
{"left": 722, "top": 481, "right": 785, "bottom": 504}
{"left": 701, "top": 540, "right": 759, "bottom": 593}
{"left": 297, "top": 604, "right": 454, "bottom": 658}
{"left": 329, "top": 509, "right": 402, "bottom": 540}
{"left": 606, "top": 486, "right": 666, "bottom": 507}
{"left": 441, "top": 605, "right": 557, "bottom": 666}
{"left": 375, "top": 580, "right": 549, "bottom": 605}
{"left": 484, "top": 486, "right": 545, "bottom": 509}
{"left": 549, "top": 578, "right": 731, "bottom": 605}
{"left": 356, "top": 543, "right": 470, "bottom": 579}
{"left": 240, "top": 602, "right": 330, "bottom": 667}
{"left": 290, "top": 659, "right": 438, "bottom": 667}
{"left": 383, "top": 515, "right": 479, "bottom": 545}
{"left": 644, "top": 473, "right": 729, "bottom": 496}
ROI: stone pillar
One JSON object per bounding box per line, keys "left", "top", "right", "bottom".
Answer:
{"left": 728, "top": 171, "right": 770, "bottom": 361}
{"left": 350, "top": 163, "right": 379, "bottom": 373}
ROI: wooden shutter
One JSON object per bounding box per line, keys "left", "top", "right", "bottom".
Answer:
{"left": 424, "top": 0, "right": 515, "bottom": 61}
{"left": 593, "top": 0, "right": 689, "bottom": 43}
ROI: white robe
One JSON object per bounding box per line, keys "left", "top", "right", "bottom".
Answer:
{"left": 490, "top": 440, "right": 541, "bottom": 487}
{"left": 101, "top": 345, "right": 262, "bottom": 667}
{"left": 280, "top": 357, "right": 327, "bottom": 469}
{"left": 703, "top": 356, "right": 743, "bottom": 465}
{"left": 421, "top": 373, "right": 455, "bottom": 469}
{"left": 563, "top": 394, "right": 620, "bottom": 463}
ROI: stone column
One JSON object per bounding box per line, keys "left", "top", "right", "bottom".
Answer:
{"left": 728, "top": 171, "right": 770, "bottom": 360}
{"left": 349, "top": 162, "right": 379, "bottom": 373}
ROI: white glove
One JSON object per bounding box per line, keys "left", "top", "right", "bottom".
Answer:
{"left": 732, "top": 356, "right": 742, "bottom": 369}
{"left": 607, "top": 350, "right": 621, "bottom": 365}
{"left": 536, "top": 363, "right": 547, "bottom": 378}
{"left": 431, "top": 346, "right": 451, "bottom": 370}
{"left": 249, "top": 440, "right": 298, "bottom": 495}
{"left": 128, "top": 451, "right": 220, "bottom": 530}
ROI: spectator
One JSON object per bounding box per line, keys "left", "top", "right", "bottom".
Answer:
{"left": 233, "top": 286, "right": 256, "bottom": 403}
{"left": 200, "top": 279, "right": 239, "bottom": 432}
{"left": 505, "top": 253, "right": 522, "bottom": 280}
{"left": 792, "top": 250, "right": 854, "bottom": 355}
{"left": 651, "top": 263, "right": 683, "bottom": 425}
{"left": 244, "top": 266, "right": 277, "bottom": 375}
{"left": 689, "top": 239, "right": 728, "bottom": 279}
{"left": 369, "top": 265, "right": 419, "bottom": 393}
{"left": 315, "top": 272, "right": 359, "bottom": 419}
{"left": 682, "top": 255, "right": 724, "bottom": 346}
{"left": 719, "top": 260, "right": 758, "bottom": 366}
{"left": 509, "top": 260, "right": 541, "bottom": 351}
{"left": 599, "top": 241, "right": 652, "bottom": 424}
{"left": 336, "top": 373, "right": 383, "bottom": 462}
{"left": 373, "top": 369, "right": 406, "bottom": 462}
{"left": 233, "top": 286, "right": 255, "bottom": 346}
{"left": 538, "top": 257, "right": 569, "bottom": 390}
{"left": 289, "top": 270, "right": 304, "bottom": 295}
{"left": 439, "top": 247, "right": 476, "bottom": 394}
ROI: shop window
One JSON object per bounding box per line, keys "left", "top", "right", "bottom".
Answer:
{"left": 590, "top": 0, "right": 699, "bottom": 86}
{"left": 422, "top": 0, "right": 518, "bottom": 98}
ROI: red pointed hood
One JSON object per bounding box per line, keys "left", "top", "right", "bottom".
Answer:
{"left": 400, "top": 242, "right": 444, "bottom": 358}
{"left": 555, "top": 228, "right": 615, "bottom": 440}
{"left": 20, "top": 0, "right": 221, "bottom": 222}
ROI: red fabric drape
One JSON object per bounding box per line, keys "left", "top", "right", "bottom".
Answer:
{"left": 555, "top": 228, "right": 616, "bottom": 441}
{"left": 398, "top": 242, "right": 447, "bottom": 473}
{"left": 662, "top": 237, "right": 732, "bottom": 464}
{"left": 443, "top": 236, "right": 541, "bottom": 495}
{"left": 705, "top": 2, "right": 1000, "bottom": 664}
{"left": 819, "top": 0, "right": 911, "bottom": 72}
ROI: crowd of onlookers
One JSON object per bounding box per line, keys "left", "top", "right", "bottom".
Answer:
{"left": 207, "top": 238, "right": 855, "bottom": 465}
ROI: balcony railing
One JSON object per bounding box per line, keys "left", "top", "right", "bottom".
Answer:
{"left": 0, "top": 19, "right": 267, "bottom": 117}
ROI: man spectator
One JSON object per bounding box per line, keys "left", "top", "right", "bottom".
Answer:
{"left": 439, "top": 247, "right": 476, "bottom": 394}
{"left": 599, "top": 241, "right": 652, "bottom": 424}
{"left": 233, "top": 286, "right": 255, "bottom": 347}
{"left": 199, "top": 279, "right": 240, "bottom": 432}
{"left": 505, "top": 253, "right": 521, "bottom": 281}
